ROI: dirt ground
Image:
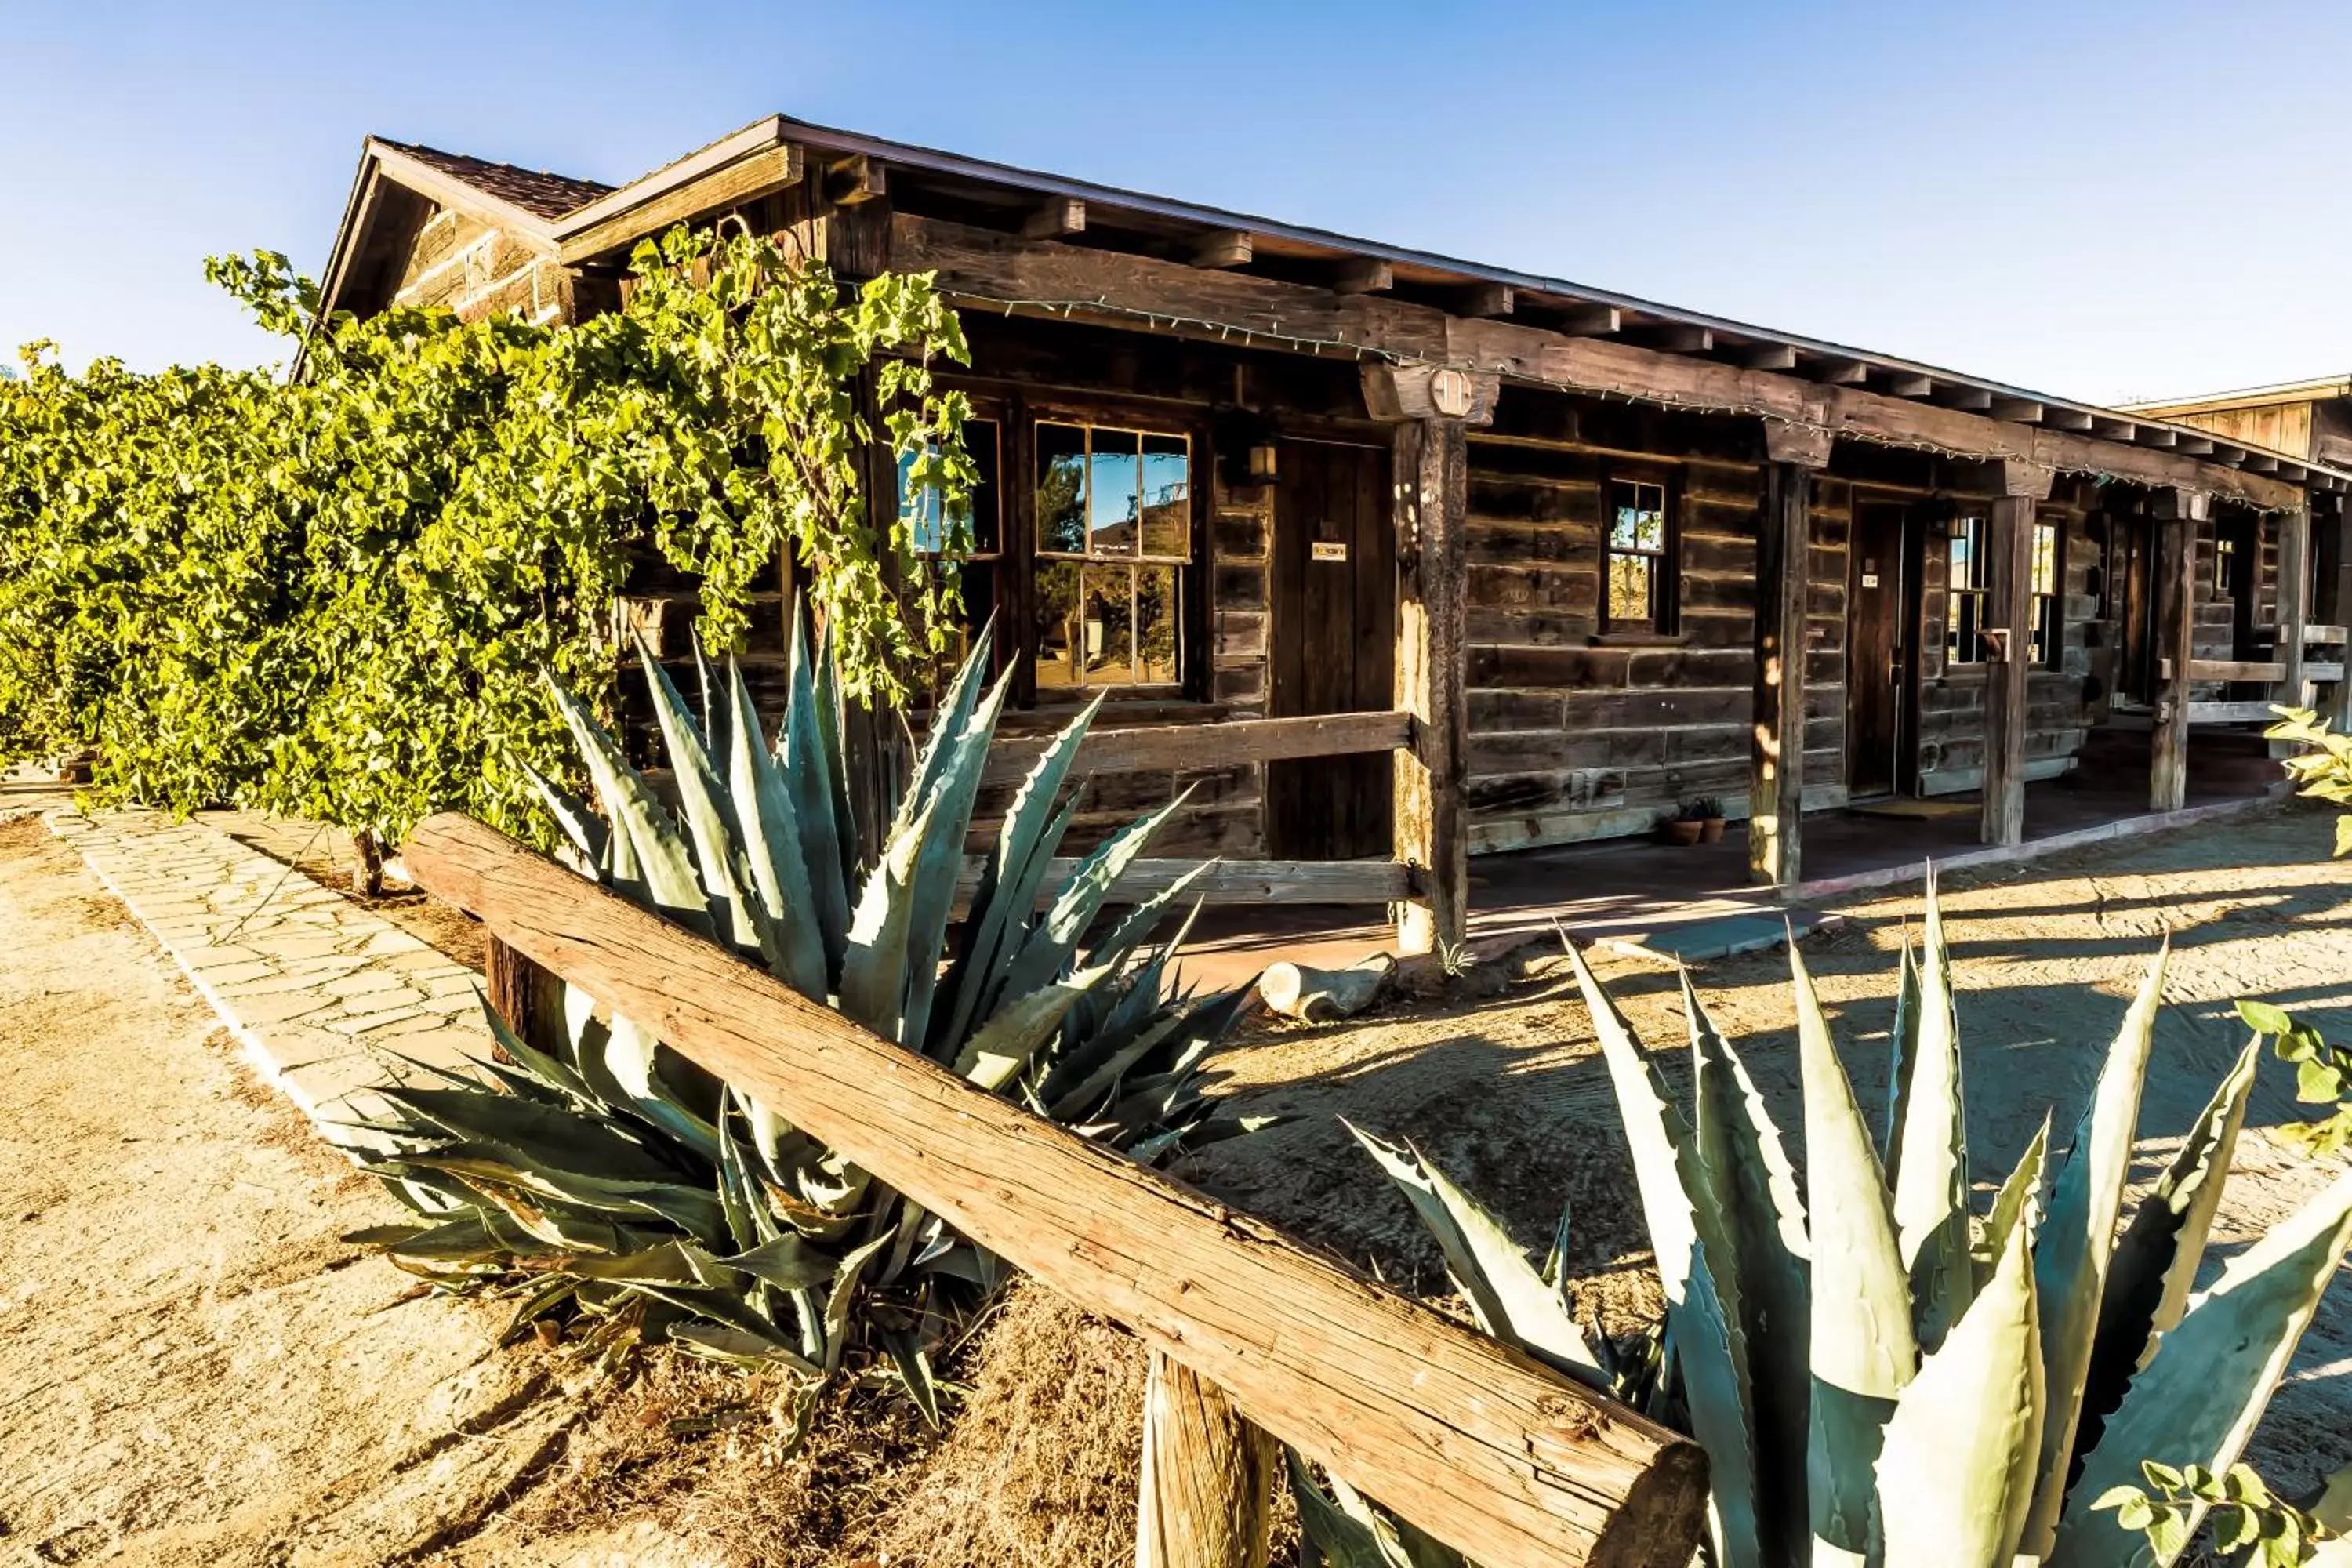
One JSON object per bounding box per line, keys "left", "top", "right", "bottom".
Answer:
{"left": 5, "top": 795, "right": 2350, "bottom": 1565}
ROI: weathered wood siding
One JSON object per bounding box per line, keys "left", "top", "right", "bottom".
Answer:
{"left": 394, "top": 207, "right": 571, "bottom": 325}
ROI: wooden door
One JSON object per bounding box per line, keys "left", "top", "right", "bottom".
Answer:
{"left": 1267, "top": 439, "right": 1395, "bottom": 858}
{"left": 1846, "top": 499, "right": 1914, "bottom": 797}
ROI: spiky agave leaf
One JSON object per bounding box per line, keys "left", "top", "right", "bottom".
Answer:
{"left": 1566, "top": 940, "right": 1764, "bottom": 1568}
{"left": 2021, "top": 941, "right": 2169, "bottom": 1556}
{"left": 1791, "top": 940, "right": 1918, "bottom": 1566}
{"left": 1893, "top": 876, "right": 1973, "bottom": 1352}
{"left": 2050, "top": 1169, "right": 2352, "bottom": 1567}
{"left": 637, "top": 637, "right": 769, "bottom": 954}
{"left": 1686, "top": 977, "right": 1811, "bottom": 1564}
{"left": 1885, "top": 935, "right": 1923, "bottom": 1181}
{"left": 2074, "top": 1035, "right": 2261, "bottom": 1471}
{"left": 723, "top": 657, "right": 826, "bottom": 1000}
{"left": 1976, "top": 1114, "right": 2052, "bottom": 1284}
{"left": 541, "top": 672, "right": 713, "bottom": 937}
{"left": 782, "top": 608, "right": 854, "bottom": 975}
{"left": 1346, "top": 1123, "right": 1606, "bottom": 1384}
{"left": 1875, "top": 1193, "right": 2046, "bottom": 1568}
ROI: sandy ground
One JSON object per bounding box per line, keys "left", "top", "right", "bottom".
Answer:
{"left": 0, "top": 813, "right": 580, "bottom": 1567}
{"left": 5, "top": 791, "right": 2350, "bottom": 1566}
{"left": 1181, "top": 798, "right": 2352, "bottom": 1492}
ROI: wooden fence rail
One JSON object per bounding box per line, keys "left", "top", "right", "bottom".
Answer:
{"left": 405, "top": 812, "right": 1707, "bottom": 1568}
{"left": 979, "top": 710, "right": 1414, "bottom": 791}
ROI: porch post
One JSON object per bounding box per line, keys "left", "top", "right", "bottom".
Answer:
{"left": 2330, "top": 496, "right": 2352, "bottom": 733}
{"left": 2151, "top": 486, "right": 2211, "bottom": 812}
{"left": 2275, "top": 499, "right": 2311, "bottom": 750}
{"left": 1981, "top": 460, "right": 2055, "bottom": 846}
{"left": 1749, "top": 423, "right": 1831, "bottom": 886}
{"left": 1363, "top": 363, "right": 1493, "bottom": 958}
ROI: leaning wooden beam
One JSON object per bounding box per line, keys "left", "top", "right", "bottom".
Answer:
{"left": 401, "top": 815, "right": 1710, "bottom": 1568}
{"left": 979, "top": 710, "right": 1412, "bottom": 790}
{"left": 888, "top": 214, "right": 2306, "bottom": 510}
{"left": 1982, "top": 461, "right": 2054, "bottom": 846}
{"left": 1749, "top": 422, "right": 1830, "bottom": 884}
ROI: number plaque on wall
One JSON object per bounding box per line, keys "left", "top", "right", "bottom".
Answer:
{"left": 1311, "top": 541, "right": 1348, "bottom": 562}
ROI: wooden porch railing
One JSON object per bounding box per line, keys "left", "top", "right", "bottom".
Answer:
{"left": 407, "top": 813, "right": 1707, "bottom": 1568}
{"left": 977, "top": 709, "right": 1458, "bottom": 949}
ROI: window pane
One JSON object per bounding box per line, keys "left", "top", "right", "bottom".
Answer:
{"left": 1137, "top": 564, "right": 1180, "bottom": 684}
{"left": 1950, "top": 518, "right": 1979, "bottom": 590}
{"left": 2031, "top": 522, "right": 2056, "bottom": 596}
{"left": 1139, "top": 434, "right": 1190, "bottom": 558}
{"left": 1033, "top": 559, "right": 1083, "bottom": 688}
{"left": 1088, "top": 429, "right": 1141, "bottom": 557}
{"left": 1608, "top": 554, "right": 1653, "bottom": 624}
{"left": 1037, "top": 423, "right": 1087, "bottom": 554}
{"left": 898, "top": 446, "right": 948, "bottom": 554}
{"left": 1081, "top": 564, "right": 1137, "bottom": 683}
{"left": 1610, "top": 482, "right": 1664, "bottom": 552}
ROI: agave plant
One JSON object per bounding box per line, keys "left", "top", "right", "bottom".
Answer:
{"left": 347, "top": 615, "right": 1254, "bottom": 1434}
{"left": 1305, "top": 883, "right": 2352, "bottom": 1568}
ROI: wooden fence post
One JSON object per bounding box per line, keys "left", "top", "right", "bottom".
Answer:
{"left": 2274, "top": 499, "right": 2311, "bottom": 758}
{"left": 1136, "top": 1351, "right": 1277, "bottom": 1568}
{"left": 483, "top": 932, "right": 563, "bottom": 1051}
{"left": 1363, "top": 363, "right": 1490, "bottom": 959}
{"left": 1981, "top": 459, "right": 2054, "bottom": 846}
{"left": 2151, "top": 486, "right": 2209, "bottom": 813}
{"left": 1749, "top": 423, "right": 1831, "bottom": 885}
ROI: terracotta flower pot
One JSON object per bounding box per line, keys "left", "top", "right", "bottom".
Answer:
{"left": 1659, "top": 818, "right": 1704, "bottom": 846}
{"left": 1698, "top": 817, "right": 1726, "bottom": 844}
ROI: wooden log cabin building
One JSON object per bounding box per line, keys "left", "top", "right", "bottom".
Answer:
{"left": 311, "top": 117, "right": 2352, "bottom": 954}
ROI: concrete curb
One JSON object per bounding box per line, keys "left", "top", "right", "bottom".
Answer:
{"left": 46, "top": 808, "right": 492, "bottom": 1152}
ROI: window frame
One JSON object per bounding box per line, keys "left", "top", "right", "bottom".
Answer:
{"left": 1028, "top": 418, "right": 1196, "bottom": 695}
{"left": 1945, "top": 513, "right": 1991, "bottom": 666}
{"left": 2029, "top": 517, "right": 2061, "bottom": 670}
{"left": 1599, "top": 467, "right": 1682, "bottom": 636}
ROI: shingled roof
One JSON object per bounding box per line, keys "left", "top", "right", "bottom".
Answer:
{"left": 373, "top": 140, "right": 612, "bottom": 222}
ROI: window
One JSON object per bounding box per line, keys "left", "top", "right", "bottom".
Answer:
{"left": 1033, "top": 423, "right": 1189, "bottom": 689}
{"left": 1603, "top": 479, "right": 1673, "bottom": 631}
{"left": 1946, "top": 514, "right": 1988, "bottom": 664}
{"left": 899, "top": 417, "right": 1001, "bottom": 662}
{"left": 2030, "top": 520, "right": 2060, "bottom": 668}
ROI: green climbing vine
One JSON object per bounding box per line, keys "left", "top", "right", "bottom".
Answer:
{"left": 0, "top": 227, "right": 975, "bottom": 855}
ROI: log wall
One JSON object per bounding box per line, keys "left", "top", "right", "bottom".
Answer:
{"left": 392, "top": 206, "right": 571, "bottom": 325}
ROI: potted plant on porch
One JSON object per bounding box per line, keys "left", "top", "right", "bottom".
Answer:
{"left": 1659, "top": 796, "right": 1727, "bottom": 846}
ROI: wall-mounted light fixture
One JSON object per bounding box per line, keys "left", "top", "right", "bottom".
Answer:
{"left": 1248, "top": 442, "right": 1279, "bottom": 482}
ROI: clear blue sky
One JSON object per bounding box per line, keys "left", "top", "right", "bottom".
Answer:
{"left": 5, "top": 1, "right": 2348, "bottom": 405}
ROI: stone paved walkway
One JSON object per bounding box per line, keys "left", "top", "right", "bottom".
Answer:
{"left": 46, "top": 808, "right": 491, "bottom": 1152}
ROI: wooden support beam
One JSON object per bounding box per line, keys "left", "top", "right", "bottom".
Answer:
{"left": 1810, "top": 357, "right": 1871, "bottom": 385}
{"left": 951, "top": 855, "right": 1410, "bottom": 912}
{"left": 2175, "top": 434, "right": 2216, "bottom": 456}
{"left": 1981, "top": 461, "right": 2055, "bottom": 846}
{"left": 2332, "top": 506, "right": 2352, "bottom": 735}
{"left": 1653, "top": 325, "right": 1714, "bottom": 354}
{"left": 1191, "top": 230, "right": 1254, "bottom": 268}
{"left": 1743, "top": 344, "right": 1799, "bottom": 371}
{"left": 402, "top": 815, "right": 1708, "bottom": 1568}
{"left": 1332, "top": 257, "right": 1394, "bottom": 295}
{"left": 2277, "top": 502, "right": 2311, "bottom": 751}
{"left": 2151, "top": 486, "right": 2211, "bottom": 811}
{"left": 1887, "top": 372, "right": 1935, "bottom": 398}
{"left": 2158, "top": 659, "right": 2288, "bottom": 683}
{"left": 826, "top": 153, "right": 887, "bottom": 205}
{"left": 1989, "top": 397, "right": 2045, "bottom": 423}
{"left": 1941, "top": 386, "right": 1996, "bottom": 412}
{"left": 1386, "top": 413, "right": 1472, "bottom": 956}
{"left": 1559, "top": 304, "right": 1621, "bottom": 336}
{"left": 2092, "top": 416, "right": 2139, "bottom": 442}
{"left": 1455, "top": 282, "right": 1515, "bottom": 318}
{"left": 557, "top": 144, "right": 804, "bottom": 264}
{"left": 886, "top": 214, "right": 2305, "bottom": 509}
{"left": 2246, "top": 452, "right": 2282, "bottom": 474}
{"left": 1137, "top": 1352, "right": 1276, "bottom": 1568}
{"left": 1749, "top": 423, "right": 1828, "bottom": 884}
{"left": 2136, "top": 426, "right": 2179, "bottom": 448}
{"left": 1022, "top": 196, "right": 1086, "bottom": 238}
{"left": 2045, "top": 408, "right": 2096, "bottom": 432}
{"left": 2187, "top": 701, "right": 2291, "bottom": 724}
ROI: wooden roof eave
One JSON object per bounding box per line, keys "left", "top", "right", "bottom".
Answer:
{"left": 760, "top": 112, "right": 2350, "bottom": 498}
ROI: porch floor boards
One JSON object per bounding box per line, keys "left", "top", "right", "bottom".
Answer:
{"left": 1174, "top": 769, "right": 2278, "bottom": 996}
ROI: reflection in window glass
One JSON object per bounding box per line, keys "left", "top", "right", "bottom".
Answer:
{"left": 1947, "top": 515, "right": 1987, "bottom": 663}
{"left": 2030, "top": 521, "right": 2060, "bottom": 667}
{"left": 1603, "top": 479, "right": 1669, "bottom": 629}
{"left": 1033, "top": 422, "right": 1190, "bottom": 688}
{"left": 1140, "top": 435, "right": 1190, "bottom": 557}
{"left": 1088, "top": 428, "right": 1141, "bottom": 555}
{"left": 900, "top": 419, "right": 1001, "bottom": 667}
{"left": 1038, "top": 423, "right": 1088, "bottom": 554}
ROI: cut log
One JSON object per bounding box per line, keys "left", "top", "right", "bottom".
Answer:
{"left": 401, "top": 813, "right": 1709, "bottom": 1568}
{"left": 1258, "top": 954, "right": 1397, "bottom": 1022}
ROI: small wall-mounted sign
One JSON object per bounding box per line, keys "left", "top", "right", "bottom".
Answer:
{"left": 1861, "top": 573, "right": 1880, "bottom": 588}
{"left": 1311, "top": 540, "right": 1349, "bottom": 563}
